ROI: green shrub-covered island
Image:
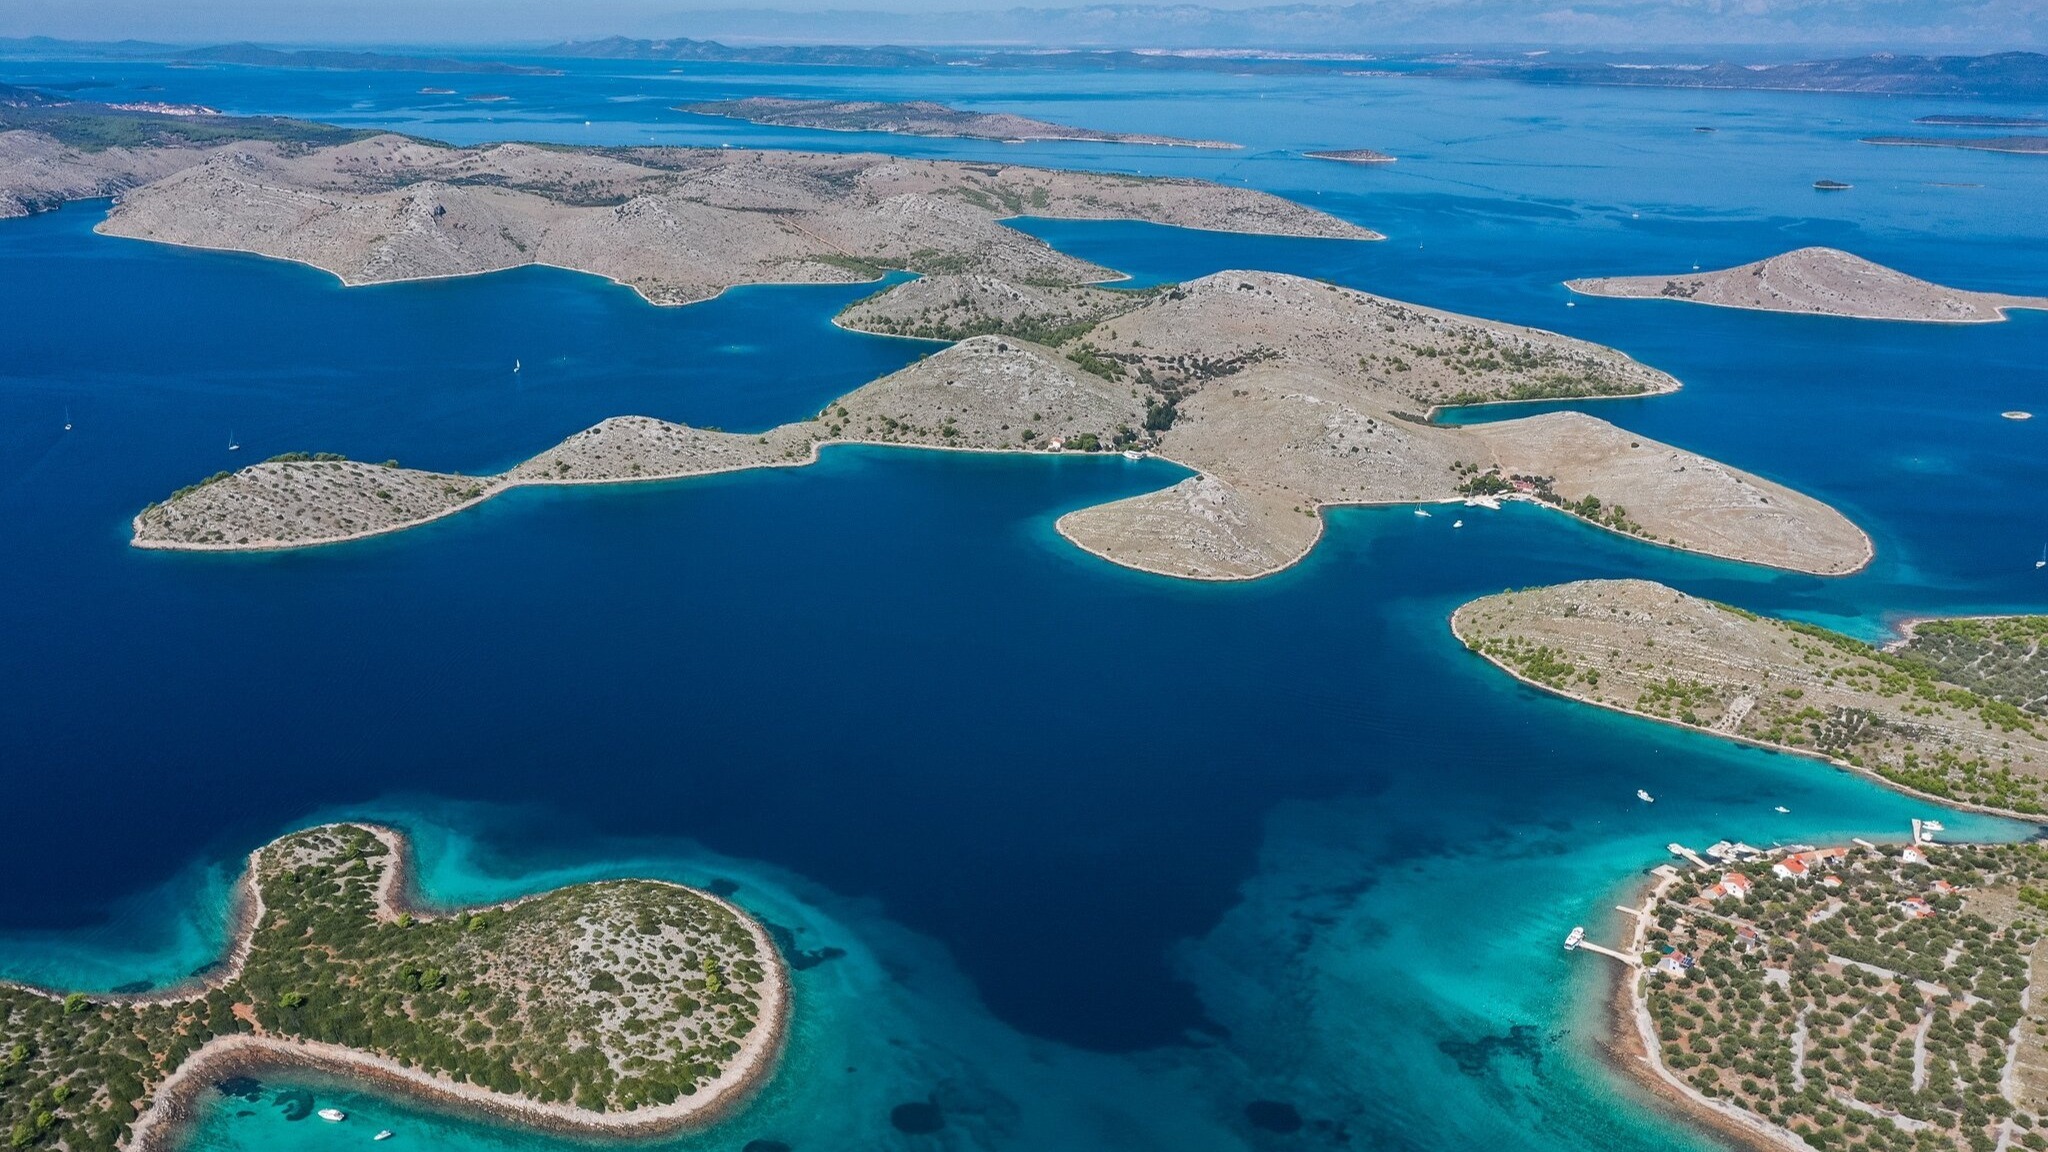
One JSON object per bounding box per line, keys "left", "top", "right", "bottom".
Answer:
{"left": 1638, "top": 841, "right": 2048, "bottom": 1152}
{"left": 0, "top": 824, "right": 786, "bottom": 1152}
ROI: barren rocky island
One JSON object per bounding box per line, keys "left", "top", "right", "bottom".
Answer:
{"left": 134, "top": 268, "right": 1871, "bottom": 579}
{"left": 1566, "top": 247, "right": 2048, "bottom": 322}
{"left": 1, "top": 99, "right": 1872, "bottom": 580}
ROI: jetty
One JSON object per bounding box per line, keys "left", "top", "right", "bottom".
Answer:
{"left": 1564, "top": 924, "right": 1641, "bottom": 966}
{"left": 1666, "top": 842, "right": 1711, "bottom": 870}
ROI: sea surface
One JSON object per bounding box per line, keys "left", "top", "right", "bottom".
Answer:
{"left": 2, "top": 53, "right": 2047, "bottom": 1152}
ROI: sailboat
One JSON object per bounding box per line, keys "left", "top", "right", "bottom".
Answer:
{"left": 228, "top": 430, "right": 241, "bottom": 452}
{"left": 513, "top": 358, "right": 522, "bottom": 374}
{"left": 63, "top": 407, "right": 72, "bottom": 432}
{"left": 2036, "top": 544, "right": 2045, "bottom": 570}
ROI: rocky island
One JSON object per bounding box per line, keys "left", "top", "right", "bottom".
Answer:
{"left": 0, "top": 823, "right": 785, "bottom": 1152}
{"left": 1452, "top": 580, "right": 2048, "bottom": 814}
{"left": 136, "top": 268, "right": 1870, "bottom": 580}
{"left": 1566, "top": 247, "right": 2048, "bottom": 323}
{"left": 1863, "top": 135, "right": 2048, "bottom": 156}
{"left": 4, "top": 100, "right": 1870, "bottom": 580}
{"left": 680, "top": 97, "right": 1239, "bottom": 149}
{"left": 1304, "top": 149, "right": 1396, "bottom": 164}
{"left": 1601, "top": 837, "right": 2048, "bottom": 1152}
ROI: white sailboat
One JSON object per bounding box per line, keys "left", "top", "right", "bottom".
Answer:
{"left": 63, "top": 407, "right": 72, "bottom": 432}
{"left": 228, "top": 430, "right": 240, "bottom": 452}
{"left": 2036, "top": 544, "right": 2044, "bottom": 570}
{"left": 513, "top": 358, "right": 522, "bottom": 374}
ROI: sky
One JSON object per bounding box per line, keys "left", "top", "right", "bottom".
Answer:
{"left": 5, "top": 0, "right": 2040, "bottom": 51}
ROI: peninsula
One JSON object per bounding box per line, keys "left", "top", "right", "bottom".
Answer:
{"left": 1567, "top": 247, "right": 2048, "bottom": 323}
{"left": 0, "top": 823, "right": 786, "bottom": 1152}
{"left": 1601, "top": 838, "right": 2048, "bottom": 1152}
{"left": 680, "top": 97, "right": 1239, "bottom": 149}
{"left": 1451, "top": 580, "right": 2048, "bottom": 814}
{"left": 136, "top": 269, "right": 1871, "bottom": 580}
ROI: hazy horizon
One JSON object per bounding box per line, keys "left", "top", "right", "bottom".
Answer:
{"left": 6, "top": 0, "right": 2042, "bottom": 54}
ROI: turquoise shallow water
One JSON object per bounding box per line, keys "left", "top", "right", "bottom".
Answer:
{"left": 0, "top": 53, "right": 2045, "bottom": 1152}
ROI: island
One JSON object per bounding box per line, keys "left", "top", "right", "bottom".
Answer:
{"left": 0, "top": 823, "right": 786, "bottom": 1152}
{"left": 1451, "top": 580, "right": 2048, "bottom": 814}
{"left": 1303, "top": 149, "right": 1397, "bottom": 164}
{"left": 679, "top": 97, "right": 1239, "bottom": 149}
{"left": 1589, "top": 837, "right": 2048, "bottom": 1152}
{"left": 1915, "top": 115, "right": 2048, "bottom": 127}
{"left": 3, "top": 101, "right": 1869, "bottom": 579}
{"left": 1566, "top": 247, "right": 2048, "bottom": 323}
{"left": 11, "top": 113, "right": 1373, "bottom": 301}
{"left": 1863, "top": 135, "right": 2048, "bottom": 155}
{"left": 135, "top": 269, "right": 1871, "bottom": 581}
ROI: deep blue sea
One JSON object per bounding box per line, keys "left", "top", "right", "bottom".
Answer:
{"left": 2, "top": 53, "right": 2046, "bottom": 1152}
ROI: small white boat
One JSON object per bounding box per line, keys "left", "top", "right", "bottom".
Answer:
{"left": 1564, "top": 301, "right": 1576, "bottom": 307}
{"left": 228, "top": 430, "right": 240, "bottom": 452}
{"left": 1774, "top": 805, "right": 1790, "bottom": 813}
{"left": 63, "top": 407, "right": 72, "bottom": 432}
{"left": 1563, "top": 926, "right": 1585, "bottom": 951}
{"left": 513, "top": 359, "right": 521, "bottom": 374}
{"left": 1636, "top": 789, "right": 1655, "bottom": 803}
{"left": 1414, "top": 508, "right": 1432, "bottom": 518}
{"left": 2036, "top": 544, "right": 2045, "bottom": 570}
{"left": 318, "top": 1109, "right": 348, "bottom": 1123}
{"left": 1122, "top": 450, "right": 1143, "bottom": 461}
{"left": 374, "top": 1131, "right": 394, "bottom": 1141}
{"left": 1452, "top": 519, "right": 1464, "bottom": 528}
